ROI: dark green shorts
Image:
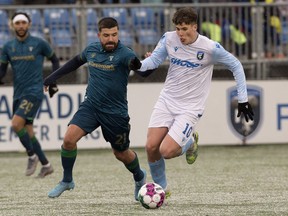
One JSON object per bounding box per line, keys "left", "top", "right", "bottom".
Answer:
{"left": 13, "top": 95, "right": 42, "bottom": 124}
{"left": 69, "top": 100, "right": 131, "bottom": 151}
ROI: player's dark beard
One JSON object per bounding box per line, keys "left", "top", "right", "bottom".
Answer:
{"left": 103, "top": 42, "right": 117, "bottom": 52}
{"left": 15, "top": 29, "right": 28, "bottom": 38}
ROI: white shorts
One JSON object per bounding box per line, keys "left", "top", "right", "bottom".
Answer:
{"left": 148, "top": 97, "right": 201, "bottom": 147}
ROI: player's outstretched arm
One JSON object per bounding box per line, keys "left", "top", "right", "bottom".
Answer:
{"left": 129, "top": 57, "right": 156, "bottom": 77}
{"left": 44, "top": 54, "right": 85, "bottom": 86}
{"left": 46, "top": 54, "right": 60, "bottom": 97}
{"left": 0, "top": 63, "right": 8, "bottom": 85}
{"left": 49, "top": 53, "right": 60, "bottom": 72}
{"left": 129, "top": 57, "right": 142, "bottom": 71}
{"left": 134, "top": 69, "right": 156, "bottom": 77}
{"left": 44, "top": 55, "right": 85, "bottom": 97}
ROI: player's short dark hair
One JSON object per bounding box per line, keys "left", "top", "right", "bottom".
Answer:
{"left": 172, "top": 7, "right": 198, "bottom": 25}
{"left": 11, "top": 12, "right": 31, "bottom": 23}
{"left": 98, "top": 17, "right": 119, "bottom": 31}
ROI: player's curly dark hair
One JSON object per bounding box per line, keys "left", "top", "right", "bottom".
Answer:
{"left": 172, "top": 7, "right": 198, "bottom": 25}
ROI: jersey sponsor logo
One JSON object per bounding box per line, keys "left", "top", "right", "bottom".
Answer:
{"left": 170, "top": 58, "right": 202, "bottom": 68}
{"left": 88, "top": 61, "right": 114, "bottom": 70}
{"left": 11, "top": 55, "right": 35, "bottom": 61}
{"left": 227, "top": 85, "right": 262, "bottom": 143}
{"left": 197, "top": 51, "right": 204, "bottom": 60}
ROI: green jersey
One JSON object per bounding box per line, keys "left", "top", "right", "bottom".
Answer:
{"left": 0, "top": 34, "right": 54, "bottom": 100}
{"left": 80, "top": 41, "right": 136, "bottom": 116}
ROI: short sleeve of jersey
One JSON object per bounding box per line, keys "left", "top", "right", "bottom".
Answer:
{"left": 79, "top": 46, "right": 89, "bottom": 62}
{"left": 123, "top": 46, "right": 137, "bottom": 66}
{"left": 39, "top": 39, "right": 54, "bottom": 59}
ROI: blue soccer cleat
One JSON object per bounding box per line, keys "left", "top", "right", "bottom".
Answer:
{"left": 135, "top": 169, "right": 146, "bottom": 201}
{"left": 48, "top": 181, "right": 75, "bottom": 198}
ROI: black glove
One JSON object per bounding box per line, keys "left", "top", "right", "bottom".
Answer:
{"left": 129, "top": 57, "right": 142, "bottom": 71}
{"left": 48, "top": 84, "right": 59, "bottom": 98}
{"left": 237, "top": 102, "right": 254, "bottom": 122}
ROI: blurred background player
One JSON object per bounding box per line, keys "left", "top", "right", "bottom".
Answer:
{"left": 0, "top": 12, "right": 60, "bottom": 178}
{"left": 44, "top": 17, "right": 146, "bottom": 200}
{"left": 130, "top": 7, "right": 254, "bottom": 198}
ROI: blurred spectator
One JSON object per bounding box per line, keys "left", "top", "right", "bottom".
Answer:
{"left": 200, "top": 5, "right": 247, "bottom": 57}
{"left": 163, "top": 0, "right": 195, "bottom": 2}
{"left": 235, "top": 0, "right": 284, "bottom": 58}
{"left": 141, "top": 0, "right": 162, "bottom": 3}
{"left": 95, "top": 0, "right": 140, "bottom": 3}
{"left": 258, "top": 0, "right": 284, "bottom": 58}
{"left": 14, "top": 0, "right": 76, "bottom": 3}
{"left": 276, "top": 0, "right": 288, "bottom": 16}
{"left": 265, "top": 0, "right": 284, "bottom": 58}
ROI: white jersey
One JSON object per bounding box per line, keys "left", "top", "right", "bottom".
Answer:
{"left": 139, "top": 31, "right": 248, "bottom": 116}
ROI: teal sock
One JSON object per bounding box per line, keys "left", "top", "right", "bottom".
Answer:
{"left": 125, "top": 152, "right": 144, "bottom": 182}
{"left": 16, "top": 128, "right": 34, "bottom": 156}
{"left": 149, "top": 157, "right": 167, "bottom": 189}
{"left": 61, "top": 146, "right": 77, "bottom": 183}
{"left": 31, "top": 136, "right": 48, "bottom": 165}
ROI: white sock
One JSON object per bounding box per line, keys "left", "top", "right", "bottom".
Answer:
{"left": 29, "top": 154, "right": 36, "bottom": 159}
{"left": 43, "top": 163, "right": 50, "bottom": 168}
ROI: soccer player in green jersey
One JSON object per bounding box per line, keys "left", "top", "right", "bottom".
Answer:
{"left": 44, "top": 17, "right": 146, "bottom": 200}
{"left": 0, "top": 12, "right": 60, "bottom": 178}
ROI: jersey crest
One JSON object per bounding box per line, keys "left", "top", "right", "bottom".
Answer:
{"left": 197, "top": 51, "right": 204, "bottom": 60}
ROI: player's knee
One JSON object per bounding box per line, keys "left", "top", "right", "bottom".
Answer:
{"left": 114, "top": 153, "right": 122, "bottom": 161}
{"left": 63, "top": 137, "right": 77, "bottom": 150}
{"left": 162, "top": 154, "right": 173, "bottom": 159}
{"left": 160, "top": 146, "right": 175, "bottom": 159}
{"left": 113, "top": 150, "right": 125, "bottom": 161}
{"left": 11, "top": 121, "right": 23, "bottom": 132}
{"left": 145, "top": 142, "right": 159, "bottom": 155}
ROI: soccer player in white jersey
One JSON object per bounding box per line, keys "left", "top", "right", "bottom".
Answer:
{"left": 130, "top": 7, "right": 254, "bottom": 198}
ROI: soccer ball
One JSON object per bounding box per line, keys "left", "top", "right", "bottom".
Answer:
{"left": 138, "top": 182, "right": 165, "bottom": 209}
